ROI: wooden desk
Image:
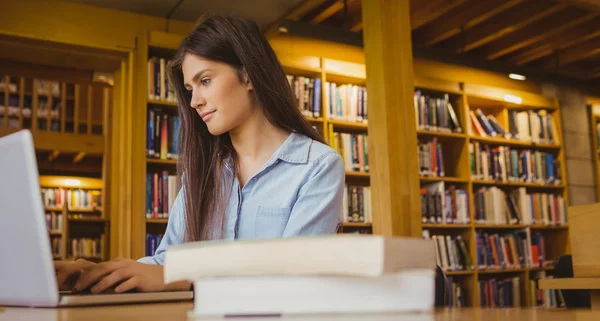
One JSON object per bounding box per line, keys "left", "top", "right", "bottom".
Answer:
{"left": 2, "top": 303, "right": 600, "bottom": 321}
{"left": 540, "top": 278, "right": 600, "bottom": 309}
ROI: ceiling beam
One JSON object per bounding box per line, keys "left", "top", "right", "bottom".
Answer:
{"left": 47, "top": 150, "right": 60, "bottom": 162}
{"left": 412, "top": 0, "right": 522, "bottom": 47}
{"left": 558, "top": 0, "right": 600, "bottom": 11}
{"left": 410, "top": 0, "right": 469, "bottom": 30}
{"left": 539, "top": 36, "right": 600, "bottom": 69}
{"left": 287, "top": 0, "right": 329, "bottom": 21}
{"left": 73, "top": 152, "right": 86, "bottom": 164}
{"left": 445, "top": 2, "right": 566, "bottom": 53}
{"left": 350, "top": 21, "right": 362, "bottom": 32}
{"left": 481, "top": 11, "right": 597, "bottom": 60}
{"left": 508, "top": 17, "right": 600, "bottom": 65}
{"left": 310, "top": 0, "right": 345, "bottom": 24}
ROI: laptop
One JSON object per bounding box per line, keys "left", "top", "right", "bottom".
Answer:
{"left": 0, "top": 129, "right": 193, "bottom": 307}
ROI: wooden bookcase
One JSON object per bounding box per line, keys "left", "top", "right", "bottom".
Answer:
{"left": 131, "top": 31, "right": 373, "bottom": 259}
{"left": 39, "top": 175, "right": 107, "bottom": 261}
{"left": 419, "top": 81, "right": 570, "bottom": 308}
{"left": 589, "top": 99, "right": 600, "bottom": 203}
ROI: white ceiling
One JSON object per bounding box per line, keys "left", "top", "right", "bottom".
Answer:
{"left": 66, "top": 0, "right": 305, "bottom": 29}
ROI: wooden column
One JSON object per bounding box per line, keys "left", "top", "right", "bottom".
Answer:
{"left": 361, "top": 0, "right": 421, "bottom": 237}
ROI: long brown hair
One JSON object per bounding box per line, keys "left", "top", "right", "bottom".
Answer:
{"left": 168, "top": 14, "right": 324, "bottom": 242}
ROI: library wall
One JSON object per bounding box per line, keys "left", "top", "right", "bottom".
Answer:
{"left": 541, "top": 83, "right": 597, "bottom": 205}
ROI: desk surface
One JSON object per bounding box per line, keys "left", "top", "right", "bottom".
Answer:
{"left": 3, "top": 303, "right": 600, "bottom": 321}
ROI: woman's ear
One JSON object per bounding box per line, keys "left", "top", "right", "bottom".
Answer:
{"left": 242, "top": 68, "right": 253, "bottom": 91}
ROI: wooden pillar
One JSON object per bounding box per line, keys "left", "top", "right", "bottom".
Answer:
{"left": 361, "top": 0, "right": 421, "bottom": 237}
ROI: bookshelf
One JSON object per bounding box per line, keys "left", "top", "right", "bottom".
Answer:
{"left": 131, "top": 31, "right": 374, "bottom": 258}
{"left": 589, "top": 102, "right": 600, "bottom": 202}
{"left": 418, "top": 80, "right": 570, "bottom": 308}
{"left": 0, "top": 63, "right": 112, "bottom": 261}
{"left": 39, "top": 175, "right": 107, "bottom": 262}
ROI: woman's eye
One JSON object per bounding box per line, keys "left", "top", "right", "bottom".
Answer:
{"left": 201, "top": 78, "right": 211, "bottom": 85}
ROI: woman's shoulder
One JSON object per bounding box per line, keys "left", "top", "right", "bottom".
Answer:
{"left": 300, "top": 135, "right": 343, "bottom": 167}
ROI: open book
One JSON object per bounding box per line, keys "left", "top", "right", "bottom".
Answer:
{"left": 164, "top": 234, "right": 437, "bottom": 317}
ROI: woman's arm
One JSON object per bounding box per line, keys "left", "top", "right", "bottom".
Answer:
{"left": 283, "top": 151, "right": 345, "bottom": 236}
{"left": 137, "top": 188, "right": 186, "bottom": 265}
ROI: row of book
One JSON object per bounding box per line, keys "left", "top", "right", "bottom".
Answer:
{"left": 69, "top": 237, "right": 103, "bottom": 259}
{"left": 420, "top": 182, "right": 469, "bottom": 225}
{"left": 147, "top": 107, "right": 180, "bottom": 160}
{"left": 148, "top": 57, "right": 176, "bottom": 102}
{"left": 414, "top": 91, "right": 462, "bottom": 133}
{"left": 286, "top": 75, "right": 321, "bottom": 118}
{"left": 342, "top": 185, "right": 372, "bottom": 223}
{"left": 423, "top": 231, "right": 473, "bottom": 272}
{"left": 444, "top": 277, "right": 465, "bottom": 307}
{"left": 0, "top": 78, "right": 61, "bottom": 97}
{"left": 469, "top": 109, "right": 560, "bottom": 145}
{"left": 479, "top": 277, "right": 521, "bottom": 308}
{"left": 474, "top": 187, "right": 567, "bottom": 225}
{"left": 146, "top": 172, "right": 182, "bottom": 219}
{"left": 41, "top": 188, "right": 102, "bottom": 210}
{"left": 476, "top": 230, "right": 549, "bottom": 270}
{"left": 146, "top": 233, "right": 164, "bottom": 256}
{"left": 418, "top": 138, "right": 444, "bottom": 177}
{"left": 328, "top": 128, "right": 369, "bottom": 173}
{"left": 470, "top": 142, "right": 562, "bottom": 185}
{"left": 530, "top": 272, "right": 565, "bottom": 308}
{"left": 326, "top": 82, "right": 368, "bottom": 123}
{"left": 50, "top": 237, "right": 62, "bottom": 257}
{"left": 45, "top": 212, "right": 63, "bottom": 232}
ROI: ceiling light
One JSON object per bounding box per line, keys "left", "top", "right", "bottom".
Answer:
{"left": 509, "top": 73, "right": 526, "bottom": 81}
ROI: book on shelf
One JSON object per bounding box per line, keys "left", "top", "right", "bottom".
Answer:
{"left": 285, "top": 75, "right": 321, "bottom": 118}
{"left": 69, "top": 237, "right": 103, "bottom": 259}
{"left": 325, "top": 82, "right": 367, "bottom": 123}
{"left": 469, "top": 108, "right": 560, "bottom": 145}
{"left": 66, "top": 188, "right": 102, "bottom": 211}
{"left": 45, "top": 212, "right": 63, "bottom": 231}
{"left": 41, "top": 187, "right": 65, "bottom": 209}
{"left": 474, "top": 187, "right": 566, "bottom": 226}
{"left": 148, "top": 57, "right": 176, "bottom": 102}
{"left": 164, "top": 235, "right": 437, "bottom": 316}
{"left": 470, "top": 142, "right": 562, "bottom": 185}
{"left": 474, "top": 228, "right": 552, "bottom": 270}
{"left": 146, "top": 233, "right": 164, "bottom": 256}
{"left": 422, "top": 230, "right": 473, "bottom": 272}
{"left": 444, "top": 276, "right": 465, "bottom": 308}
{"left": 414, "top": 91, "right": 462, "bottom": 133}
{"left": 530, "top": 271, "right": 565, "bottom": 308}
{"left": 342, "top": 185, "right": 371, "bottom": 223}
{"left": 420, "top": 182, "right": 469, "bottom": 225}
{"left": 479, "top": 277, "right": 521, "bottom": 308}
{"left": 418, "top": 137, "right": 444, "bottom": 177}
{"left": 147, "top": 107, "right": 180, "bottom": 160}
{"left": 146, "top": 171, "right": 181, "bottom": 219}
{"left": 596, "top": 123, "right": 600, "bottom": 148}
{"left": 328, "top": 128, "right": 369, "bottom": 173}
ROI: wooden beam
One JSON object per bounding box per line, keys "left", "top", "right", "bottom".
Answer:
{"left": 449, "top": 2, "right": 566, "bottom": 53}
{"left": 73, "top": 152, "right": 87, "bottom": 164}
{"left": 348, "top": 7, "right": 363, "bottom": 32}
{"left": 350, "top": 21, "right": 362, "bottom": 32}
{"left": 310, "top": 0, "right": 344, "bottom": 24}
{"left": 410, "top": 0, "right": 469, "bottom": 30}
{"left": 48, "top": 150, "right": 60, "bottom": 162}
{"left": 539, "top": 36, "right": 600, "bottom": 68}
{"left": 558, "top": 0, "right": 600, "bottom": 12}
{"left": 481, "top": 11, "right": 597, "bottom": 60}
{"left": 362, "top": 0, "right": 421, "bottom": 237}
{"left": 286, "top": 0, "right": 329, "bottom": 21}
{"left": 509, "top": 16, "right": 600, "bottom": 65}
{"left": 413, "top": 0, "right": 522, "bottom": 47}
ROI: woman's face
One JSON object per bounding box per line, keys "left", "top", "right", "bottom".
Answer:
{"left": 182, "top": 53, "right": 254, "bottom": 136}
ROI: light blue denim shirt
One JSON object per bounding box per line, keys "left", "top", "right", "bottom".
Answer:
{"left": 138, "top": 132, "right": 345, "bottom": 265}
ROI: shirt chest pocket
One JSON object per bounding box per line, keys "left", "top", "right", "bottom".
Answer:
{"left": 254, "top": 206, "right": 292, "bottom": 238}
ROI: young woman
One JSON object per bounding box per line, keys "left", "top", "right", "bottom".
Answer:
{"left": 54, "top": 14, "right": 345, "bottom": 294}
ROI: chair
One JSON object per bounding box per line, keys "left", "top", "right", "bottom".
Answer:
{"left": 554, "top": 254, "right": 591, "bottom": 308}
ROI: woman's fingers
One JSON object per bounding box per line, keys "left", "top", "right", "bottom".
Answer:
{"left": 114, "top": 276, "right": 140, "bottom": 293}
{"left": 90, "top": 268, "right": 133, "bottom": 294}
{"left": 73, "top": 260, "right": 130, "bottom": 292}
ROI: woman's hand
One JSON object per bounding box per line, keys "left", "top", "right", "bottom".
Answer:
{"left": 55, "top": 259, "right": 96, "bottom": 291}
{"left": 72, "top": 258, "right": 190, "bottom": 294}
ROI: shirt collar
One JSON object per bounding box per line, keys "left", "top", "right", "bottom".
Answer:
{"left": 275, "top": 131, "right": 312, "bottom": 164}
